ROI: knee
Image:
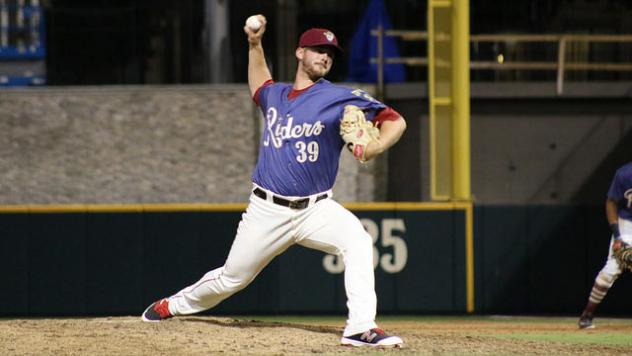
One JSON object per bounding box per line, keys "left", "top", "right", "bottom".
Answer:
{"left": 596, "top": 271, "right": 617, "bottom": 289}
{"left": 219, "top": 276, "right": 248, "bottom": 295}
{"left": 346, "top": 231, "right": 373, "bottom": 254}
{"left": 222, "top": 269, "right": 256, "bottom": 294}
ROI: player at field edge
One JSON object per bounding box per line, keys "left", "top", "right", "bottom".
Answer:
{"left": 578, "top": 161, "right": 632, "bottom": 329}
{"left": 142, "top": 14, "right": 407, "bottom": 348}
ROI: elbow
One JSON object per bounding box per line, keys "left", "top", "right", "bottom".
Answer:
{"left": 400, "top": 116, "right": 407, "bottom": 130}
{"left": 397, "top": 116, "right": 407, "bottom": 134}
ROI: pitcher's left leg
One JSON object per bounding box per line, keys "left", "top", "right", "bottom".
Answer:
{"left": 297, "top": 200, "right": 402, "bottom": 347}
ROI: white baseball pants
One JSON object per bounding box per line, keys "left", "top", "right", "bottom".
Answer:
{"left": 598, "top": 218, "right": 632, "bottom": 277}
{"left": 167, "top": 187, "right": 378, "bottom": 336}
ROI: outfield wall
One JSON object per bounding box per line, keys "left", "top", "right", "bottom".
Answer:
{"left": 1, "top": 204, "right": 630, "bottom": 317}
{"left": 0, "top": 204, "right": 468, "bottom": 316}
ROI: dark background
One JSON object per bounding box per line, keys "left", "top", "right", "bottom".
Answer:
{"left": 41, "top": 0, "right": 632, "bottom": 85}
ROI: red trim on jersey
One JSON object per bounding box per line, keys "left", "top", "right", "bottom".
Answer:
{"left": 253, "top": 79, "right": 275, "bottom": 106}
{"left": 253, "top": 80, "right": 317, "bottom": 105}
{"left": 287, "top": 83, "right": 316, "bottom": 100}
{"left": 373, "top": 107, "right": 401, "bottom": 127}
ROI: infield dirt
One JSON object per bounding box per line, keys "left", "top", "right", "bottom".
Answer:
{"left": 1, "top": 316, "right": 630, "bottom": 355}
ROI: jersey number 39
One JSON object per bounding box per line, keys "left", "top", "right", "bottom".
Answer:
{"left": 295, "top": 141, "right": 319, "bottom": 163}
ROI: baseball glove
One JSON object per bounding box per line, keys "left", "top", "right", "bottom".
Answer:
{"left": 340, "top": 105, "right": 380, "bottom": 163}
{"left": 614, "top": 242, "right": 632, "bottom": 273}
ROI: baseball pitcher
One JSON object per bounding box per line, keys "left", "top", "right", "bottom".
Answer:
{"left": 142, "top": 14, "right": 407, "bottom": 348}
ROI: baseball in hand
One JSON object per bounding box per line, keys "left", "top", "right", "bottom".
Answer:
{"left": 246, "top": 16, "right": 262, "bottom": 31}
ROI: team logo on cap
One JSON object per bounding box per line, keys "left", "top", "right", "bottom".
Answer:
{"left": 323, "top": 31, "right": 335, "bottom": 42}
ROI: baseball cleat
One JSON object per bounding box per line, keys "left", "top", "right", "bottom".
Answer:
{"left": 578, "top": 314, "right": 594, "bottom": 329}
{"left": 141, "top": 298, "right": 173, "bottom": 322}
{"left": 340, "top": 328, "right": 403, "bottom": 348}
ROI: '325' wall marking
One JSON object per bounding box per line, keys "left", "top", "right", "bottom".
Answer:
{"left": 322, "top": 218, "right": 408, "bottom": 274}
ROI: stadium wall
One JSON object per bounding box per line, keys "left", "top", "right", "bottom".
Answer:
{"left": 386, "top": 82, "right": 632, "bottom": 203}
{"left": 1, "top": 204, "right": 631, "bottom": 316}
{"left": 2, "top": 84, "right": 632, "bottom": 316}
{"left": 2, "top": 83, "right": 631, "bottom": 205}
{"left": 0, "top": 205, "right": 468, "bottom": 316}
{"left": 0, "top": 85, "right": 384, "bottom": 205}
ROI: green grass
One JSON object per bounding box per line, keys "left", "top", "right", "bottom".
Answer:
{"left": 230, "top": 315, "right": 632, "bottom": 347}
{"left": 492, "top": 333, "right": 632, "bottom": 346}
{"left": 232, "top": 314, "right": 631, "bottom": 323}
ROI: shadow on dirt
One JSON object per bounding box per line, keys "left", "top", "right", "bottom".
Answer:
{"left": 181, "top": 316, "right": 342, "bottom": 335}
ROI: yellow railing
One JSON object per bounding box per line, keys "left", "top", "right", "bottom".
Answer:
{"left": 371, "top": 30, "right": 632, "bottom": 95}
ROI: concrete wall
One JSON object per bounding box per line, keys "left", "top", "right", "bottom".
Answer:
{"left": 472, "top": 111, "right": 632, "bottom": 204}
{"left": 0, "top": 85, "right": 384, "bottom": 204}
{"left": 2, "top": 82, "right": 631, "bottom": 205}
{"left": 386, "top": 82, "right": 632, "bottom": 204}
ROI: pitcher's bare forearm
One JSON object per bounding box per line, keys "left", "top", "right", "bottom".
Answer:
{"left": 364, "top": 117, "right": 407, "bottom": 161}
{"left": 248, "top": 43, "right": 272, "bottom": 96}
{"left": 244, "top": 15, "right": 272, "bottom": 96}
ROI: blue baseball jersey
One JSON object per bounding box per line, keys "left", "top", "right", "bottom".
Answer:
{"left": 253, "top": 79, "right": 386, "bottom": 196}
{"left": 607, "top": 162, "right": 632, "bottom": 221}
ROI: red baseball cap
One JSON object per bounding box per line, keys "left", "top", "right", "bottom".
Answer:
{"left": 298, "top": 28, "right": 343, "bottom": 54}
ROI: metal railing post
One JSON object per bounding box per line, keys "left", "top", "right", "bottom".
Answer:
{"left": 557, "top": 36, "right": 567, "bottom": 95}
{"left": 377, "top": 24, "right": 384, "bottom": 101}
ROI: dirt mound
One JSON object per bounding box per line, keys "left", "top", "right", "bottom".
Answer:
{"left": 0, "top": 316, "right": 628, "bottom": 355}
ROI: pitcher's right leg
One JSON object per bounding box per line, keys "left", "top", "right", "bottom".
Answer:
{"left": 142, "top": 193, "right": 294, "bottom": 321}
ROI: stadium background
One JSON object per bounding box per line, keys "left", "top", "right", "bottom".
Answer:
{"left": 1, "top": 0, "right": 632, "bottom": 319}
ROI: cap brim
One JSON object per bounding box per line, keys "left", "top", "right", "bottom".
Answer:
{"left": 303, "top": 43, "right": 343, "bottom": 54}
